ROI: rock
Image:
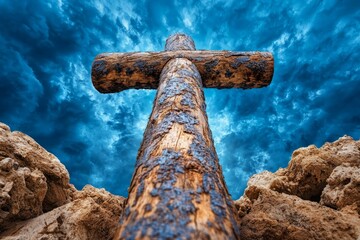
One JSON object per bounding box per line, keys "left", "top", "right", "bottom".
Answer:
{"left": 0, "top": 122, "right": 125, "bottom": 239}
{"left": 236, "top": 136, "right": 360, "bottom": 240}
{"left": 321, "top": 164, "right": 360, "bottom": 215}
{"left": 0, "top": 123, "right": 10, "bottom": 132}
{"left": 73, "top": 184, "right": 125, "bottom": 218}
{"left": 260, "top": 135, "right": 359, "bottom": 201}
{"left": 1, "top": 122, "right": 359, "bottom": 239}
{"left": 0, "top": 160, "right": 47, "bottom": 228}
{"left": 237, "top": 187, "right": 360, "bottom": 240}
{"left": 0, "top": 123, "right": 75, "bottom": 229}
{"left": 0, "top": 186, "right": 125, "bottom": 240}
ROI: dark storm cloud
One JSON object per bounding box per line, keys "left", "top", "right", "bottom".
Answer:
{"left": 0, "top": 0, "right": 359, "bottom": 198}
{"left": 0, "top": 0, "right": 153, "bottom": 194}
{"left": 200, "top": 0, "right": 360, "bottom": 196}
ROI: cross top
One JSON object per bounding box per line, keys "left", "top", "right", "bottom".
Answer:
{"left": 165, "top": 33, "right": 196, "bottom": 50}
{"left": 91, "top": 34, "right": 273, "bottom": 239}
{"left": 92, "top": 33, "right": 273, "bottom": 93}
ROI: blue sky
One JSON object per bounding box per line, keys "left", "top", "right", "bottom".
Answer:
{"left": 0, "top": 0, "right": 359, "bottom": 199}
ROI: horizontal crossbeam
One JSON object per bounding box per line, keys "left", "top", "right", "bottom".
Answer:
{"left": 92, "top": 51, "right": 274, "bottom": 93}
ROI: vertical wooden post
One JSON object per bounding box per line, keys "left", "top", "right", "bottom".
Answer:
{"left": 114, "top": 34, "right": 240, "bottom": 239}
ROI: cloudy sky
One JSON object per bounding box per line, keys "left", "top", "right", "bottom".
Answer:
{"left": 1, "top": 0, "right": 359, "bottom": 199}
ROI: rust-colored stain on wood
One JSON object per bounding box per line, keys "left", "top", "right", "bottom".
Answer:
{"left": 91, "top": 33, "right": 273, "bottom": 239}
{"left": 115, "top": 58, "right": 241, "bottom": 239}
{"left": 92, "top": 51, "right": 274, "bottom": 93}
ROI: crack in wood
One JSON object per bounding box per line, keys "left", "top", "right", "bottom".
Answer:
{"left": 105, "top": 34, "right": 270, "bottom": 240}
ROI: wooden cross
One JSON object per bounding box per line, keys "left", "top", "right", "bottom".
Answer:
{"left": 91, "top": 33, "right": 273, "bottom": 239}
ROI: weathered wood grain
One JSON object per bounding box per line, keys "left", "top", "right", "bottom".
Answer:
{"left": 165, "top": 33, "right": 196, "bottom": 51}
{"left": 107, "top": 33, "right": 273, "bottom": 239}
{"left": 114, "top": 58, "right": 240, "bottom": 239}
{"left": 92, "top": 50, "right": 274, "bottom": 93}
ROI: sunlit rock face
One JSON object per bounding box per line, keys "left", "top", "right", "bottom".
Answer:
{"left": 0, "top": 122, "right": 75, "bottom": 229}
{"left": 0, "top": 122, "right": 125, "bottom": 240}
{"left": 236, "top": 135, "right": 360, "bottom": 240}
{"left": 0, "top": 122, "right": 359, "bottom": 240}
{"left": 1, "top": 185, "right": 125, "bottom": 240}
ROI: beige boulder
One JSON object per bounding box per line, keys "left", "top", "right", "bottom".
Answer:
{"left": 255, "top": 136, "right": 360, "bottom": 201}
{"left": 1, "top": 122, "right": 359, "bottom": 240}
{"left": 0, "top": 122, "right": 125, "bottom": 239}
{"left": 237, "top": 186, "right": 360, "bottom": 240}
{"left": 0, "top": 123, "right": 75, "bottom": 229}
{"left": 0, "top": 185, "right": 125, "bottom": 240}
{"left": 236, "top": 136, "right": 360, "bottom": 240}
{"left": 321, "top": 164, "right": 360, "bottom": 215}
{"left": 0, "top": 157, "right": 47, "bottom": 227}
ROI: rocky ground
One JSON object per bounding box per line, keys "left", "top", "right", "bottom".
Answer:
{"left": 235, "top": 135, "right": 360, "bottom": 240}
{"left": 0, "top": 122, "right": 359, "bottom": 239}
{"left": 0, "top": 123, "right": 124, "bottom": 239}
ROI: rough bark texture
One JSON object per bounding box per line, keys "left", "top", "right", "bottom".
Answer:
{"left": 165, "top": 33, "right": 196, "bottom": 51}
{"left": 235, "top": 135, "right": 360, "bottom": 240}
{"left": 91, "top": 50, "right": 274, "bottom": 93}
{"left": 114, "top": 56, "right": 240, "bottom": 239}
